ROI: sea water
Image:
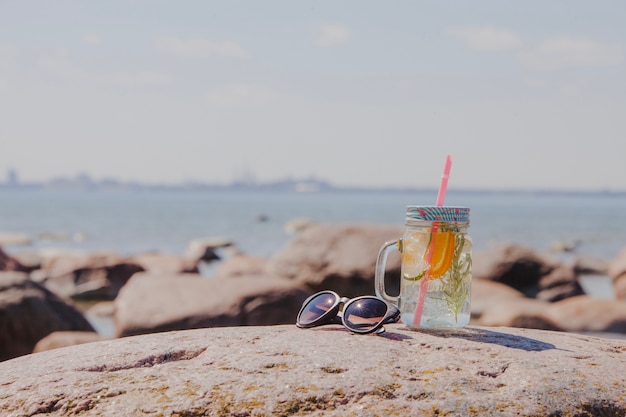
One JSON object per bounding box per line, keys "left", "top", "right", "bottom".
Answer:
{"left": 2, "top": 188, "right": 624, "bottom": 337}
{"left": 1, "top": 188, "right": 626, "bottom": 262}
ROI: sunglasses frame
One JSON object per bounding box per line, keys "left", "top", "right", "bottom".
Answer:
{"left": 296, "top": 290, "right": 400, "bottom": 334}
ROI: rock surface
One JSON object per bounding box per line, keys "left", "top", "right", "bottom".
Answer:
{"left": 186, "top": 237, "right": 236, "bottom": 262}
{"left": 473, "top": 243, "right": 585, "bottom": 301}
{"left": 114, "top": 273, "right": 310, "bottom": 337}
{"left": 0, "top": 272, "right": 95, "bottom": 361}
{"left": 32, "top": 331, "right": 105, "bottom": 353}
{"left": 474, "top": 289, "right": 626, "bottom": 334}
{"left": 615, "top": 277, "right": 626, "bottom": 301}
{"left": 37, "top": 251, "right": 145, "bottom": 300}
{"left": 213, "top": 254, "right": 271, "bottom": 279}
{"left": 470, "top": 279, "right": 525, "bottom": 319}
{"left": 131, "top": 252, "right": 199, "bottom": 275}
{"left": 268, "top": 223, "right": 403, "bottom": 297}
{"left": 544, "top": 295, "right": 626, "bottom": 333}
{"left": 0, "top": 325, "right": 625, "bottom": 416}
{"left": 0, "top": 233, "right": 32, "bottom": 247}
{"left": 609, "top": 247, "right": 626, "bottom": 300}
{"left": 0, "top": 247, "right": 28, "bottom": 272}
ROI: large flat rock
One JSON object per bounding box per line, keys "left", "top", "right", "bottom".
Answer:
{"left": 1, "top": 325, "right": 625, "bottom": 416}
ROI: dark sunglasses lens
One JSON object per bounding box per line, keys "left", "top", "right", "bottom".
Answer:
{"left": 298, "top": 292, "right": 337, "bottom": 325}
{"left": 343, "top": 298, "right": 388, "bottom": 332}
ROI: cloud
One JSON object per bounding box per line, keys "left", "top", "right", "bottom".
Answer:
{"left": 558, "top": 82, "right": 584, "bottom": 98}
{"left": 523, "top": 78, "right": 546, "bottom": 89}
{"left": 0, "top": 41, "right": 16, "bottom": 70}
{"left": 155, "top": 35, "right": 251, "bottom": 59}
{"left": 104, "top": 71, "right": 171, "bottom": 87}
{"left": 39, "top": 54, "right": 170, "bottom": 87}
{"left": 314, "top": 24, "right": 350, "bottom": 48}
{"left": 82, "top": 34, "right": 102, "bottom": 45}
{"left": 0, "top": 41, "right": 16, "bottom": 56}
{"left": 448, "top": 26, "right": 523, "bottom": 52}
{"left": 206, "top": 84, "right": 284, "bottom": 107}
{"left": 517, "top": 36, "right": 625, "bottom": 70}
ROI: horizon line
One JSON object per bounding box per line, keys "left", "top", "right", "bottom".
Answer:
{"left": 1, "top": 176, "right": 625, "bottom": 196}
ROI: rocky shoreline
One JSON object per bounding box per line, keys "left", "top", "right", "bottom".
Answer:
{"left": 2, "top": 222, "right": 626, "bottom": 362}
{"left": 1, "top": 325, "right": 625, "bottom": 416}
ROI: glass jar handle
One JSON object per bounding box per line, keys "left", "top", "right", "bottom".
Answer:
{"left": 375, "top": 239, "right": 401, "bottom": 304}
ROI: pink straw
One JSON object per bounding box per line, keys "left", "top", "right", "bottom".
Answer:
{"left": 412, "top": 154, "right": 453, "bottom": 326}
{"left": 436, "top": 155, "right": 452, "bottom": 206}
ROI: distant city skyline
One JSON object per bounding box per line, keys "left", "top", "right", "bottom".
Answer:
{"left": 1, "top": 1, "right": 625, "bottom": 191}
{"left": 1, "top": 166, "right": 331, "bottom": 187}
{"left": 3, "top": 167, "right": 626, "bottom": 196}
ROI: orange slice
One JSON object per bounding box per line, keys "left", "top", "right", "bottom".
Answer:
{"left": 425, "top": 230, "right": 456, "bottom": 278}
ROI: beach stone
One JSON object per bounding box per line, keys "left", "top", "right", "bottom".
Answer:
{"left": 470, "top": 279, "right": 525, "bottom": 320}
{"left": 615, "top": 277, "right": 626, "bottom": 301}
{"left": 37, "top": 231, "right": 85, "bottom": 243}
{"left": 185, "top": 236, "right": 236, "bottom": 262}
{"left": 268, "top": 223, "right": 403, "bottom": 297}
{"left": 609, "top": 247, "right": 626, "bottom": 300}
{"left": 213, "top": 254, "right": 270, "bottom": 279}
{"left": 473, "top": 243, "right": 583, "bottom": 301}
{"left": 9, "top": 250, "right": 43, "bottom": 271}
{"left": 536, "top": 264, "right": 585, "bottom": 302}
{"left": 1, "top": 325, "right": 625, "bottom": 416}
{"left": 131, "top": 251, "right": 199, "bottom": 274}
{"left": 32, "top": 331, "right": 105, "bottom": 353}
{"left": 37, "top": 251, "right": 144, "bottom": 300}
{"left": 545, "top": 295, "right": 626, "bottom": 334}
{"left": 0, "top": 232, "right": 32, "bottom": 246}
{"left": 284, "top": 217, "right": 318, "bottom": 235}
{"left": 549, "top": 238, "right": 581, "bottom": 253}
{"left": 573, "top": 254, "right": 609, "bottom": 275}
{"left": 85, "top": 300, "right": 115, "bottom": 318}
{"left": 608, "top": 246, "right": 626, "bottom": 279}
{"left": 114, "top": 272, "right": 309, "bottom": 337}
{"left": 0, "top": 272, "right": 95, "bottom": 362}
{"left": 476, "top": 296, "right": 559, "bottom": 331}
{"left": 0, "top": 247, "right": 28, "bottom": 272}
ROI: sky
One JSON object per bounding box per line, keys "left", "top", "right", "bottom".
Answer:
{"left": 0, "top": 1, "right": 625, "bottom": 191}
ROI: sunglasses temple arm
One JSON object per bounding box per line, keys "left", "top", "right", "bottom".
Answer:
{"left": 384, "top": 308, "right": 401, "bottom": 324}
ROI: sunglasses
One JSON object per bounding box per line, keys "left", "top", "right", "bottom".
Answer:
{"left": 296, "top": 290, "right": 400, "bottom": 334}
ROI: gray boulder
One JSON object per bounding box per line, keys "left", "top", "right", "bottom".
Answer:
{"left": 37, "top": 251, "right": 144, "bottom": 300}
{"left": 0, "top": 325, "right": 624, "bottom": 416}
{"left": 0, "top": 232, "right": 31, "bottom": 246}
{"left": 616, "top": 278, "right": 626, "bottom": 301}
{"left": 9, "top": 250, "right": 43, "bottom": 271}
{"left": 213, "top": 254, "right": 271, "bottom": 279}
{"left": 545, "top": 295, "right": 626, "bottom": 334}
{"left": 536, "top": 264, "right": 585, "bottom": 302}
{"left": 0, "top": 247, "right": 28, "bottom": 272}
{"left": 473, "top": 243, "right": 585, "bottom": 301}
{"left": 268, "top": 223, "right": 404, "bottom": 297}
{"left": 283, "top": 216, "right": 318, "bottom": 234}
{"left": 0, "top": 272, "right": 94, "bottom": 361}
{"left": 470, "top": 279, "right": 525, "bottom": 320}
{"left": 131, "top": 251, "right": 199, "bottom": 275}
{"left": 185, "top": 236, "right": 236, "bottom": 262}
{"left": 33, "top": 331, "right": 105, "bottom": 353}
{"left": 475, "top": 291, "right": 626, "bottom": 335}
{"left": 114, "top": 272, "right": 310, "bottom": 337}
{"left": 573, "top": 254, "right": 609, "bottom": 275}
{"left": 609, "top": 247, "right": 626, "bottom": 300}
{"left": 476, "top": 296, "right": 559, "bottom": 331}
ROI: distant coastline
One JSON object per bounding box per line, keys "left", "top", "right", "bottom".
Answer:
{"left": 1, "top": 176, "right": 625, "bottom": 198}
